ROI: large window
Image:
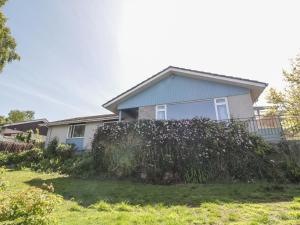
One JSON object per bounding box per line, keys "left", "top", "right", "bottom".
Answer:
{"left": 156, "top": 105, "right": 167, "bottom": 120}
{"left": 68, "top": 124, "right": 85, "bottom": 138}
{"left": 214, "top": 97, "right": 230, "bottom": 120}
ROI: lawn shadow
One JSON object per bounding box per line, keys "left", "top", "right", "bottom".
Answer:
{"left": 26, "top": 176, "right": 300, "bottom": 208}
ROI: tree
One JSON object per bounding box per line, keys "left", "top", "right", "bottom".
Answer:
{"left": 267, "top": 54, "right": 300, "bottom": 116}
{"left": 7, "top": 110, "right": 35, "bottom": 123}
{"left": 0, "top": 115, "right": 6, "bottom": 125}
{"left": 0, "top": 0, "right": 20, "bottom": 73}
{"left": 266, "top": 54, "right": 300, "bottom": 135}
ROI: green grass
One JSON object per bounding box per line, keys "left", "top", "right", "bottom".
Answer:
{"left": 1, "top": 169, "right": 300, "bottom": 225}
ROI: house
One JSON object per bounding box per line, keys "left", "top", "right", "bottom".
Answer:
{"left": 1, "top": 119, "right": 48, "bottom": 136}
{"left": 47, "top": 66, "right": 268, "bottom": 150}
{"left": 103, "top": 66, "right": 268, "bottom": 121}
{"left": 1, "top": 119, "right": 49, "bottom": 142}
{"left": 0, "top": 128, "right": 23, "bottom": 137}
{"left": 46, "top": 114, "right": 118, "bottom": 150}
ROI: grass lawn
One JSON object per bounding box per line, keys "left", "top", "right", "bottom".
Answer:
{"left": 1, "top": 169, "right": 300, "bottom": 225}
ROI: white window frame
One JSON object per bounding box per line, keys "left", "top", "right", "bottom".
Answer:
{"left": 156, "top": 104, "right": 167, "bottom": 120}
{"left": 214, "top": 97, "right": 230, "bottom": 120}
{"left": 100, "top": 121, "right": 118, "bottom": 127}
{"left": 67, "top": 124, "right": 85, "bottom": 138}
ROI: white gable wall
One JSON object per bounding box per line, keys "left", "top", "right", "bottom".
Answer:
{"left": 227, "top": 93, "right": 254, "bottom": 119}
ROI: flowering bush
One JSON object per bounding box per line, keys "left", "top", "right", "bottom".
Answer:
{"left": 92, "top": 119, "right": 272, "bottom": 184}
{"left": 55, "top": 144, "right": 75, "bottom": 160}
{"left": 0, "top": 187, "right": 61, "bottom": 225}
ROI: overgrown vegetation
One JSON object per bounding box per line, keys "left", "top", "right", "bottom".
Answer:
{"left": 1, "top": 167, "right": 60, "bottom": 225}
{"left": 0, "top": 186, "right": 61, "bottom": 225}
{"left": 1, "top": 119, "right": 300, "bottom": 184}
{"left": 0, "top": 138, "right": 95, "bottom": 178}
{"left": 92, "top": 119, "right": 298, "bottom": 184}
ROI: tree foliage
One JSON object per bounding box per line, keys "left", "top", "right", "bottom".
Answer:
{"left": 0, "top": 0, "right": 20, "bottom": 72}
{"left": 7, "top": 110, "right": 34, "bottom": 123}
{"left": 0, "top": 110, "right": 35, "bottom": 125}
{"left": 267, "top": 54, "right": 300, "bottom": 117}
{"left": 0, "top": 115, "right": 6, "bottom": 125}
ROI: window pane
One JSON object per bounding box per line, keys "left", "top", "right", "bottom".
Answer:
{"left": 217, "top": 104, "right": 229, "bottom": 120}
{"left": 68, "top": 126, "right": 74, "bottom": 138}
{"left": 157, "top": 111, "right": 166, "bottom": 120}
{"left": 216, "top": 98, "right": 226, "bottom": 104}
{"left": 72, "top": 125, "right": 85, "bottom": 137}
{"left": 157, "top": 105, "right": 165, "bottom": 110}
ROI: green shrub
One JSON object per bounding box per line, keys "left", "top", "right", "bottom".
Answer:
{"left": 0, "top": 167, "right": 8, "bottom": 191}
{"left": 286, "top": 160, "right": 300, "bottom": 183}
{"left": 0, "top": 148, "right": 44, "bottom": 168}
{"left": 100, "top": 133, "right": 142, "bottom": 177}
{"left": 55, "top": 143, "right": 75, "bottom": 160}
{"left": 272, "top": 141, "right": 300, "bottom": 183}
{"left": 44, "top": 139, "right": 75, "bottom": 160}
{"left": 0, "top": 187, "right": 61, "bottom": 225}
{"left": 24, "top": 148, "right": 44, "bottom": 163}
{"left": 60, "top": 153, "right": 96, "bottom": 177}
{"left": 0, "top": 152, "right": 9, "bottom": 166}
{"left": 15, "top": 130, "right": 33, "bottom": 143}
{"left": 44, "top": 138, "right": 58, "bottom": 157}
{"left": 92, "top": 119, "right": 274, "bottom": 184}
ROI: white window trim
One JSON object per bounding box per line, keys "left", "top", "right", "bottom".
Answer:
{"left": 214, "top": 97, "right": 230, "bottom": 120}
{"left": 67, "top": 124, "right": 85, "bottom": 139}
{"left": 156, "top": 104, "right": 167, "bottom": 120}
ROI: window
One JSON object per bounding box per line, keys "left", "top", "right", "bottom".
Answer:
{"left": 156, "top": 105, "right": 167, "bottom": 120}
{"left": 68, "top": 124, "right": 85, "bottom": 138}
{"left": 214, "top": 97, "right": 230, "bottom": 120}
{"left": 100, "top": 121, "right": 118, "bottom": 127}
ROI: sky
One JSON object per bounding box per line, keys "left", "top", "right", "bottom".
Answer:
{"left": 0, "top": 0, "right": 300, "bottom": 121}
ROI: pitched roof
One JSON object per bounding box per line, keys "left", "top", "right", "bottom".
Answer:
{"left": 103, "top": 66, "right": 268, "bottom": 112}
{"left": 47, "top": 114, "right": 118, "bottom": 126}
{"left": 2, "top": 118, "right": 48, "bottom": 127}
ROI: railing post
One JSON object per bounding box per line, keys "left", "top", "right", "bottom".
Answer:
{"left": 278, "top": 116, "right": 286, "bottom": 141}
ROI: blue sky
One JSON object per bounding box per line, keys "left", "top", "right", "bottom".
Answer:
{"left": 1, "top": 0, "right": 121, "bottom": 120}
{"left": 1, "top": 0, "right": 300, "bottom": 121}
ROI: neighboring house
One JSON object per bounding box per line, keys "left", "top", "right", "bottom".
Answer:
{"left": 46, "top": 114, "right": 118, "bottom": 150}
{"left": 1, "top": 119, "right": 48, "bottom": 136}
{"left": 0, "top": 128, "right": 23, "bottom": 137}
{"left": 103, "top": 66, "right": 268, "bottom": 121}
{"left": 47, "top": 66, "right": 269, "bottom": 150}
{"left": 1, "top": 119, "right": 49, "bottom": 142}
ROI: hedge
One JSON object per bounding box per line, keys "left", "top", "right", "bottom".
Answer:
{"left": 92, "top": 118, "right": 273, "bottom": 184}
{"left": 0, "top": 141, "right": 34, "bottom": 153}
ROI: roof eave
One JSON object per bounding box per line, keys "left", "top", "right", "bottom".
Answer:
{"left": 47, "top": 116, "right": 119, "bottom": 127}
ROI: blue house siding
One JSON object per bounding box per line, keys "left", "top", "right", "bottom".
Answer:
{"left": 167, "top": 100, "right": 216, "bottom": 120}
{"left": 118, "top": 74, "right": 250, "bottom": 110}
{"left": 66, "top": 138, "right": 84, "bottom": 151}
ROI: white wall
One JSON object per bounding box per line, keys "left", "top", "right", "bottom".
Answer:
{"left": 46, "top": 125, "right": 69, "bottom": 145}
{"left": 46, "top": 122, "right": 103, "bottom": 150}
{"left": 83, "top": 122, "right": 102, "bottom": 150}
{"left": 228, "top": 93, "right": 254, "bottom": 119}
